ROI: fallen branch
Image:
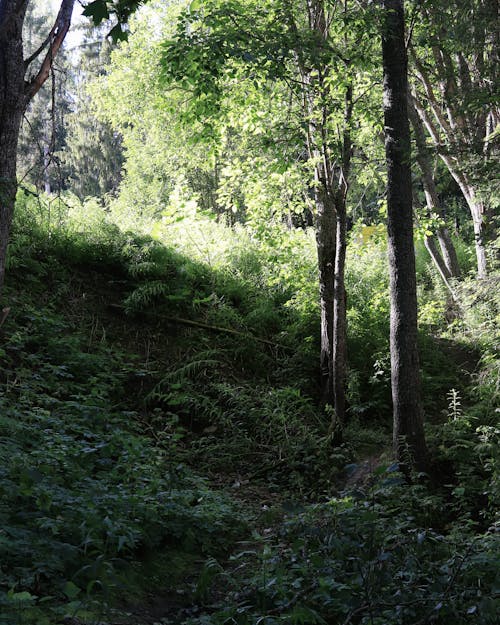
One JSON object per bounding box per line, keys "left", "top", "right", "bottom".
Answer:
{"left": 108, "top": 303, "right": 292, "bottom": 351}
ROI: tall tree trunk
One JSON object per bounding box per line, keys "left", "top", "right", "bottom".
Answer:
{"left": 332, "top": 84, "right": 352, "bottom": 436}
{"left": 304, "top": 0, "right": 351, "bottom": 437}
{"left": 382, "top": 0, "right": 428, "bottom": 472}
{"left": 0, "top": 0, "right": 75, "bottom": 297}
{"left": 332, "top": 193, "right": 347, "bottom": 431}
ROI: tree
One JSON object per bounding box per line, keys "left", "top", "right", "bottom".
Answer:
{"left": 17, "top": 3, "right": 77, "bottom": 196}
{"left": 64, "top": 23, "right": 124, "bottom": 199}
{"left": 291, "top": 0, "right": 352, "bottom": 433}
{"left": 0, "top": 0, "right": 151, "bottom": 297}
{"left": 408, "top": 0, "right": 499, "bottom": 278}
{"left": 161, "top": 0, "right": 379, "bottom": 435}
{"left": 90, "top": 1, "right": 222, "bottom": 219}
{"left": 408, "top": 95, "right": 460, "bottom": 289}
{"left": 0, "top": 0, "right": 75, "bottom": 293}
{"left": 381, "top": 0, "right": 428, "bottom": 471}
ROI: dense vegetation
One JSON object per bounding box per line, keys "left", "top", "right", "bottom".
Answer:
{"left": 0, "top": 1, "right": 498, "bottom": 624}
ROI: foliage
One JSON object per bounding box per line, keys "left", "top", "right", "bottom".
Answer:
{"left": 5, "top": 168, "right": 498, "bottom": 622}
{"left": 3, "top": 1, "right": 498, "bottom": 623}
{"left": 178, "top": 475, "right": 499, "bottom": 625}
{"left": 1, "top": 196, "right": 247, "bottom": 623}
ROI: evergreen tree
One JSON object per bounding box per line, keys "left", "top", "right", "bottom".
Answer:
{"left": 63, "top": 22, "right": 123, "bottom": 199}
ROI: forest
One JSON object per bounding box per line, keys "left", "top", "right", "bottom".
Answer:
{"left": 0, "top": 0, "right": 498, "bottom": 623}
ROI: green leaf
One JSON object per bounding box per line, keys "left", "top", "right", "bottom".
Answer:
{"left": 109, "top": 24, "right": 129, "bottom": 42}
{"left": 7, "top": 590, "right": 37, "bottom": 602}
{"left": 82, "top": 0, "right": 109, "bottom": 25}
{"left": 190, "top": 0, "right": 203, "bottom": 11}
{"left": 63, "top": 581, "right": 81, "bottom": 600}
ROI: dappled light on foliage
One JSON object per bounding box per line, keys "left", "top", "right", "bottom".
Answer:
{"left": 0, "top": 1, "right": 498, "bottom": 623}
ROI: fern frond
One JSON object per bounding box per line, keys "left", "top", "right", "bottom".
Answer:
{"left": 124, "top": 281, "right": 170, "bottom": 311}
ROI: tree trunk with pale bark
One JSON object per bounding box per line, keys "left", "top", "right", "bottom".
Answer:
{"left": 408, "top": 0, "right": 498, "bottom": 278}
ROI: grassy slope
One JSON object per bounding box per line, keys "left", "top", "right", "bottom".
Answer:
{"left": 0, "top": 209, "right": 498, "bottom": 624}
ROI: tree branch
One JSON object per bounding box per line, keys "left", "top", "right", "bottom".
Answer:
{"left": 24, "top": 0, "right": 75, "bottom": 101}
{"left": 24, "top": 24, "right": 57, "bottom": 69}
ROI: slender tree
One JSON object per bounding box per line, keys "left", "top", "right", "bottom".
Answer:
{"left": 381, "top": 0, "right": 428, "bottom": 471}
{"left": 161, "top": 0, "right": 365, "bottom": 435}
{"left": 292, "top": 0, "right": 352, "bottom": 431}
{"left": 0, "top": 0, "right": 148, "bottom": 297}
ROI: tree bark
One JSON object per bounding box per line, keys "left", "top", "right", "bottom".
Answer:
{"left": 314, "top": 182, "right": 336, "bottom": 409}
{"left": 382, "top": 0, "right": 428, "bottom": 472}
{"left": 0, "top": 0, "right": 29, "bottom": 290}
{"left": 332, "top": 84, "right": 352, "bottom": 436}
{"left": 0, "top": 0, "right": 74, "bottom": 295}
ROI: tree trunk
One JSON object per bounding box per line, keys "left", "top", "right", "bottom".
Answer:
{"left": 332, "top": 193, "right": 347, "bottom": 432}
{"left": 301, "top": 0, "right": 350, "bottom": 432}
{"left": 314, "top": 182, "right": 336, "bottom": 409}
{"left": 436, "top": 225, "right": 460, "bottom": 279}
{"left": 43, "top": 144, "right": 52, "bottom": 194}
{"left": 332, "top": 84, "right": 353, "bottom": 436}
{"left": 382, "top": 0, "right": 428, "bottom": 472}
{"left": 0, "top": 0, "right": 75, "bottom": 297}
{"left": 0, "top": 0, "right": 29, "bottom": 291}
{"left": 409, "top": 48, "right": 490, "bottom": 278}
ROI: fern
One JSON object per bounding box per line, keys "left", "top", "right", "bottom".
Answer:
{"left": 158, "top": 350, "right": 225, "bottom": 385}
{"left": 124, "top": 281, "right": 171, "bottom": 311}
{"left": 127, "top": 260, "right": 162, "bottom": 277}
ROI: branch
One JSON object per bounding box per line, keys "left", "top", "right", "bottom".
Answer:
{"left": 24, "top": 0, "right": 75, "bottom": 101}
{"left": 24, "top": 24, "right": 57, "bottom": 68}
{"left": 108, "top": 304, "right": 293, "bottom": 351}
{"left": 411, "top": 54, "right": 455, "bottom": 143}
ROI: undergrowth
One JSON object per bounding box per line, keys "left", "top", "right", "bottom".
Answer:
{"left": 0, "top": 191, "right": 498, "bottom": 623}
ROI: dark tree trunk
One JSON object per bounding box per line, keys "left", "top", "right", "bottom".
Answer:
{"left": 332, "top": 84, "right": 353, "bottom": 436}
{"left": 314, "top": 182, "right": 336, "bottom": 409}
{"left": 0, "top": 0, "right": 28, "bottom": 290}
{"left": 332, "top": 193, "right": 347, "bottom": 431}
{"left": 0, "top": 0, "right": 74, "bottom": 297}
{"left": 286, "top": 0, "right": 351, "bottom": 435}
{"left": 382, "top": 0, "right": 428, "bottom": 472}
